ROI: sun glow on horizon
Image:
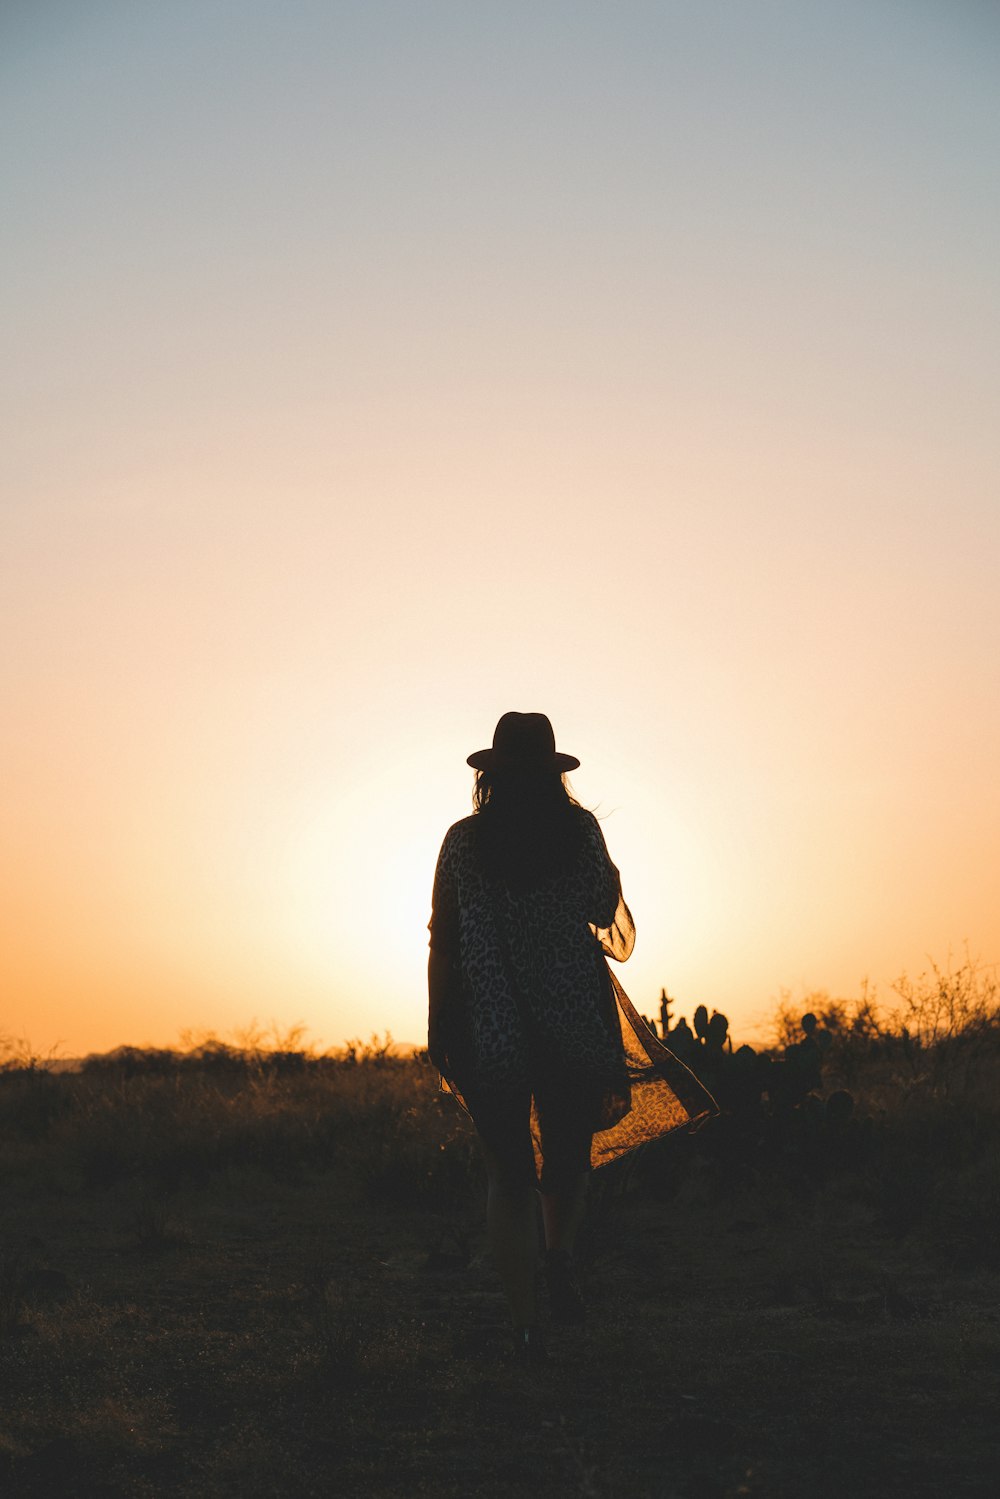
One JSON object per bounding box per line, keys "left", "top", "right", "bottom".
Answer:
{"left": 2, "top": 3, "right": 998, "bottom": 1059}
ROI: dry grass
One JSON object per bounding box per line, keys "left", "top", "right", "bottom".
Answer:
{"left": 2, "top": 991, "right": 999, "bottom": 1497}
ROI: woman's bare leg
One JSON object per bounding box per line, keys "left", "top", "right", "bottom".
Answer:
{"left": 539, "top": 1172, "right": 589, "bottom": 1324}
{"left": 483, "top": 1147, "right": 539, "bottom": 1326}
{"left": 540, "top": 1172, "right": 588, "bottom": 1254}
{"left": 537, "top": 1102, "right": 592, "bottom": 1253}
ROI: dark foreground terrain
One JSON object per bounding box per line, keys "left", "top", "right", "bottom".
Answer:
{"left": 2, "top": 988, "right": 999, "bottom": 1498}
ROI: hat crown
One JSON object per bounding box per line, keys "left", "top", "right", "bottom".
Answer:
{"left": 492, "top": 711, "right": 556, "bottom": 765}
{"left": 467, "top": 712, "right": 579, "bottom": 773}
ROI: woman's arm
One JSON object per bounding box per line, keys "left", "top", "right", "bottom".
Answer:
{"left": 583, "top": 812, "right": 636, "bottom": 961}
{"left": 427, "top": 947, "right": 454, "bottom": 1072}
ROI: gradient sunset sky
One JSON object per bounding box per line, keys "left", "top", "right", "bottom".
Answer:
{"left": 3, "top": 1, "right": 998, "bottom": 1058}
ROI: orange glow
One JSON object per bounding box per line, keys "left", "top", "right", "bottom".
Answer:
{"left": 3, "top": 5, "right": 999, "bottom": 1058}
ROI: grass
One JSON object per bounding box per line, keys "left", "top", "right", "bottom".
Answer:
{"left": 1, "top": 973, "right": 999, "bottom": 1497}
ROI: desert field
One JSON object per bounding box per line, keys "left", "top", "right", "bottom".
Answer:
{"left": 2, "top": 973, "right": 999, "bottom": 1498}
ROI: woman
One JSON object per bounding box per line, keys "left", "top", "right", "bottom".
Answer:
{"left": 427, "top": 712, "right": 713, "bottom": 1364}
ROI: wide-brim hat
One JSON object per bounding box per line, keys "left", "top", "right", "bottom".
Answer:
{"left": 467, "top": 712, "right": 580, "bottom": 773}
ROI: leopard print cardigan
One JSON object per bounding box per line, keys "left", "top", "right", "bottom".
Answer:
{"left": 428, "top": 808, "right": 714, "bottom": 1166}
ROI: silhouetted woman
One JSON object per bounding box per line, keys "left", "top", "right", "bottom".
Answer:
{"left": 427, "top": 712, "right": 713, "bottom": 1364}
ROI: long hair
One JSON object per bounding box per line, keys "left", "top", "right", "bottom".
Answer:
{"left": 472, "top": 768, "right": 584, "bottom": 891}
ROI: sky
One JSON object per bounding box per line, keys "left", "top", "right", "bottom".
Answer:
{"left": 2, "top": 0, "right": 998, "bottom": 1059}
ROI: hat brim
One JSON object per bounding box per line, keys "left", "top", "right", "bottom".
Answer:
{"left": 467, "top": 749, "right": 580, "bottom": 773}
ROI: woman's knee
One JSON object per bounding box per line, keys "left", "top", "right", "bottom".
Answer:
{"left": 538, "top": 1162, "right": 590, "bottom": 1196}
{"left": 483, "top": 1145, "right": 537, "bottom": 1204}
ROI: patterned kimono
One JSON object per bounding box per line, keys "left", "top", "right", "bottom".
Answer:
{"left": 429, "top": 808, "right": 714, "bottom": 1170}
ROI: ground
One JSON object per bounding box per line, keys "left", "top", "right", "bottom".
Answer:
{"left": 2, "top": 1068, "right": 998, "bottom": 1498}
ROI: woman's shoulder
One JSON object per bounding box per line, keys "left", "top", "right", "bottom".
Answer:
{"left": 572, "top": 805, "right": 603, "bottom": 839}
{"left": 440, "top": 815, "right": 478, "bottom": 853}
{"left": 572, "top": 807, "right": 613, "bottom": 861}
{"left": 446, "top": 814, "right": 477, "bottom": 836}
